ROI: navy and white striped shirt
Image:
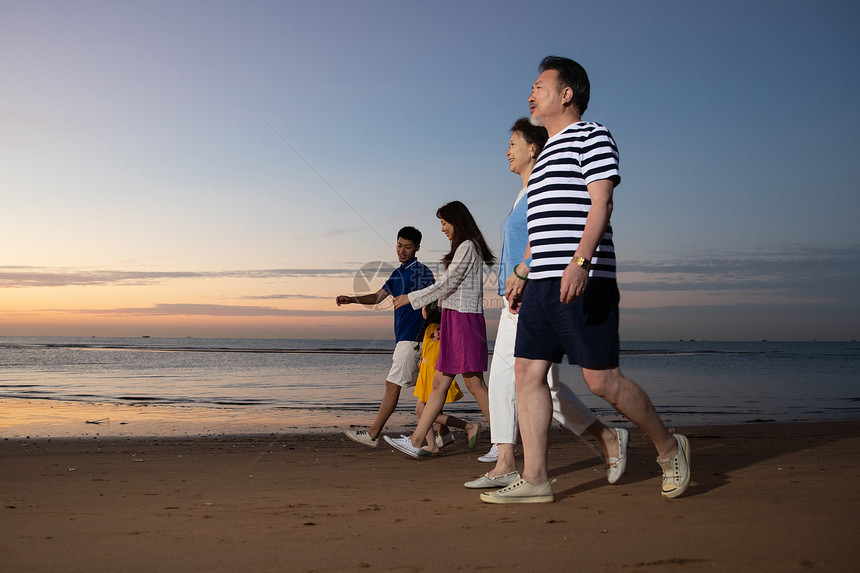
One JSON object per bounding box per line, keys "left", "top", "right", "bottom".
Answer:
{"left": 526, "top": 121, "right": 620, "bottom": 280}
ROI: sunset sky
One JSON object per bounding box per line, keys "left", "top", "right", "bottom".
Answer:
{"left": 2, "top": 0, "right": 859, "bottom": 342}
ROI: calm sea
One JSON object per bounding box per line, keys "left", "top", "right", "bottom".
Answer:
{"left": 1, "top": 337, "right": 858, "bottom": 427}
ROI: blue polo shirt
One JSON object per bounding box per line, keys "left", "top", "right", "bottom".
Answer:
{"left": 383, "top": 258, "right": 435, "bottom": 342}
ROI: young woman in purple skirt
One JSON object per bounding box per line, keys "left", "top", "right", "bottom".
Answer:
{"left": 387, "top": 201, "right": 495, "bottom": 457}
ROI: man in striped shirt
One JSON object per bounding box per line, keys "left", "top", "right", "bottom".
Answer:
{"left": 483, "top": 57, "right": 690, "bottom": 504}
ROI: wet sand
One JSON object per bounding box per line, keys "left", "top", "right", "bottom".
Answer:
{"left": 1, "top": 400, "right": 857, "bottom": 572}
{"left": 0, "top": 399, "right": 358, "bottom": 439}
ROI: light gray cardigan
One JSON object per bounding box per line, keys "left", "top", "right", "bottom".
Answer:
{"left": 408, "top": 240, "right": 484, "bottom": 314}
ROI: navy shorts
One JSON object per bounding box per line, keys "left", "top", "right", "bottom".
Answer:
{"left": 514, "top": 277, "right": 620, "bottom": 369}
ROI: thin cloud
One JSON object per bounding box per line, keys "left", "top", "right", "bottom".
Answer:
{"left": 620, "top": 247, "right": 860, "bottom": 300}
{"left": 240, "top": 294, "right": 331, "bottom": 300}
{"left": 621, "top": 301, "right": 858, "bottom": 341}
{"left": 57, "top": 303, "right": 387, "bottom": 318}
{"left": 623, "top": 246, "right": 860, "bottom": 275}
{"left": 297, "top": 226, "right": 366, "bottom": 240}
{"left": 0, "top": 266, "right": 357, "bottom": 288}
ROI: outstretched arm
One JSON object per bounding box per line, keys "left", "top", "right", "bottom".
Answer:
{"left": 398, "top": 241, "right": 477, "bottom": 309}
{"left": 336, "top": 288, "right": 389, "bottom": 306}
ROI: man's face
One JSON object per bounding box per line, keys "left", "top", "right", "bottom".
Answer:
{"left": 396, "top": 238, "right": 418, "bottom": 264}
{"left": 528, "top": 69, "right": 564, "bottom": 126}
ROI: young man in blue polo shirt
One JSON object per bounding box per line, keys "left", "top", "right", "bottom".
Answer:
{"left": 336, "top": 226, "right": 435, "bottom": 447}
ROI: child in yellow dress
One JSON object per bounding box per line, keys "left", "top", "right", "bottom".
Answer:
{"left": 414, "top": 303, "right": 478, "bottom": 449}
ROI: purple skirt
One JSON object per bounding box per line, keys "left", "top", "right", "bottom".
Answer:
{"left": 435, "top": 308, "right": 488, "bottom": 375}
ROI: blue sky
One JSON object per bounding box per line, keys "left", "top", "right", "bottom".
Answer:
{"left": 1, "top": 0, "right": 858, "bottom": 340}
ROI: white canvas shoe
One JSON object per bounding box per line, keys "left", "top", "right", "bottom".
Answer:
{"left": 464, "top": 471, "right": 518, "bottom": 489}
{"left": 480, "top": 474, "right": 554, "bottom": 504}
{"left": 384, "top": 435, "right": 429, "bottom": 459}
{"left": 657, "top": 434, "right": 691, "bottom": 498}
{"left": 606, "top": 428, "right": 629, "bottom": 484}
{"left": 344, "top": 429, "right": 378, "bottom": 448}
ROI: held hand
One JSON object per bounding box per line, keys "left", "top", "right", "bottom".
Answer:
{"left": 559, "top": 262, "right": 589, "bottom": 304}
{"left": 507, "top": 293, "right": 522, "bottom": 314}
{"left": 505, "top": 271, "right": 527, "bottom": 302}
{"left": 392, "top": 294, "right": 411, "bottom": 309}
{"left": 505, "top": 271, "right": 528, "bottom": 315}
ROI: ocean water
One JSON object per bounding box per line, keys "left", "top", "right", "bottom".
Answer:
{"left": 0, "top": 337, "right": 858, "bottom": 427}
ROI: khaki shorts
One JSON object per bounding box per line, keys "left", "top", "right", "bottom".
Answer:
{"left": 387, "top": 340, "right": 421, "bottom": 387}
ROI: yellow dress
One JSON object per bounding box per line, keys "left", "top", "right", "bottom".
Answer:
{"left": 414, "top": 323, "right": 463, "bottom": 403}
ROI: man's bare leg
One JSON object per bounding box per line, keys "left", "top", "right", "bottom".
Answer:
{"left": 581, "top": 367, "right": 677, "bottom": 458}
{"left": 515, "top": 357, "right": 553, "bottom": 485}
{"left": 368, "top": 381, "right": 402, "bottom": 440}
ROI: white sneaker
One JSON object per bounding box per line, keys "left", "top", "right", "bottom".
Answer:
{"left": 384, "top": 435, "right": 430, "bottom": 459}
{"left": 657, "top": 434, "right": 691, "bottom": 499}
{"left": 344, "top": 429, "right": 378, "bottom": 448}
{"left": 480, "top": 474, "right": 554, "bottom": 504}
{"left": 606, "top": 428, "right": 628, "bottom": 484}
{"left": 478, "top": 443, "right": 499, "bottom": 463}
{"left": 464, "top": 471, "right": 518, "bottom": 489}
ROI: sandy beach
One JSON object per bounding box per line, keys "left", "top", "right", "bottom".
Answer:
{"left": 1, "top": 399, "right": 858, "bottom": 572}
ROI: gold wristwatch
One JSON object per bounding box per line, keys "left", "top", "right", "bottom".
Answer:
{"left": 572, "top": 256, "right": 592, "bottom": 272}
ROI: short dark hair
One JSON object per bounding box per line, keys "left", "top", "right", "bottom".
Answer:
{"left": 539, "top": 56, "right": 590, "bottom": 115}
{"left": 397, "top": 226, "right": 422, "bottom": 247}
{"left": 510, "top": 117, "right": 548, "bottom": 156}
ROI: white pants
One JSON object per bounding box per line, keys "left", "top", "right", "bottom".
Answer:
{"left": 488, "top": 304, "right": 597, "bottom": 444}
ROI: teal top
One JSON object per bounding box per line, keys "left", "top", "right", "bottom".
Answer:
{"left": 498, "top": 190, "right": 530, "bottom": 295}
